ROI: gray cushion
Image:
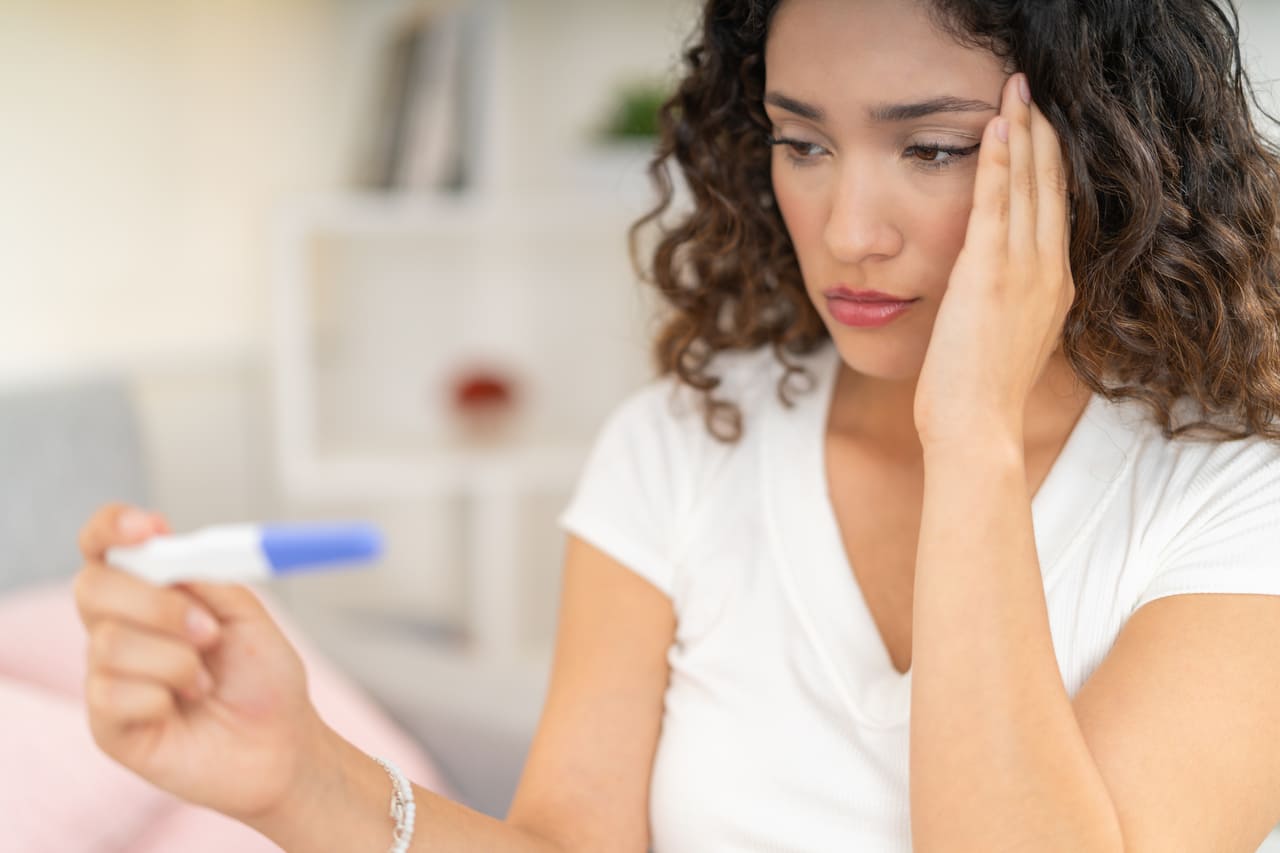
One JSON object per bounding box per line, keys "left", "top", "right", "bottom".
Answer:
{"left": 0, "top": 376, "right": 148, "bottom": 592}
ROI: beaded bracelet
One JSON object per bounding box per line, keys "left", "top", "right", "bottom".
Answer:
{"left": 372, "top": 755, "right": 416, "bottom": 853}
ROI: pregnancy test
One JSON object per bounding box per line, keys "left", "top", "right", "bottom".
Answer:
{"left": 105, "top": 522, "right": 383, "bottom": 585}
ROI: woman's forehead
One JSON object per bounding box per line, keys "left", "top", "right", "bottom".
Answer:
{"left": 764, "top": 0, "right": 1005, "bottom": 111}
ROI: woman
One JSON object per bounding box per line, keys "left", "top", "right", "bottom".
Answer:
{"left": 73, "top": 0, "right": 1280, "bottom": 850}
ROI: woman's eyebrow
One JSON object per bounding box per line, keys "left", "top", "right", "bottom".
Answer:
{"left": 871, "top": 95, "right": 997, "bottom": 122}
{"left": 764, "top": 91, "right": 998, "bottom": 123}
{"left": 764, "top": 92, "right": 827, "bottom": 121}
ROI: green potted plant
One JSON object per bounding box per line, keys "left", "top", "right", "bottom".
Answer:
{"left": 575, "top": 77, "right": 674, "bottom": 204}
{"left": 596, "top": 80, "right": 668, "bottom": 142}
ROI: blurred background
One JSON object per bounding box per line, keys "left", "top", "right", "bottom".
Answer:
{"left": 4, "top": 0, "right": 1280, "bottom": 833}
{"left": 0, "top": 0, "right": 696, "bottom": 825}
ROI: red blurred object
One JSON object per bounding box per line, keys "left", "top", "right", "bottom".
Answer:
{"left": 448, "top": 366, "right": 518, "bottom": 445}
{"left": 452, "top": 372, "right": 514, "bottom": 409}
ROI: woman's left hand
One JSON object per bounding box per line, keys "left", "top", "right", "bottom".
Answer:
{"left": 912, "top": 72, "right": 1074, "bottom": 449}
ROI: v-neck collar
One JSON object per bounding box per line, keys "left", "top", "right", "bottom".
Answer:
{"left": 762, "top": 341, "right": 1136, "bottom": 729}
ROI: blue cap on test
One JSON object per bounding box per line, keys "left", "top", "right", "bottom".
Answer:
{"left": 260, "top": 523, "right": 384, "bottom": 573}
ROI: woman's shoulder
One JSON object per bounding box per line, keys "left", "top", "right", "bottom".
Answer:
{"left": 1100, "top": 392, "right": 1280, "bottom": 517}
{"left": 1109, "top": 393, "right": 1280, "bottom": 463}
{"left": 586, "top": 344, "right": 826, "bottom": 482}
{"left": 619, "top": 342, "right": 832, "bottom": 429}
{"left": 1095, "top": 396, "right": 1280, "bottom": 608}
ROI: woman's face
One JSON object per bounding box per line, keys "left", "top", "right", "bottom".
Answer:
{"left": 764, "top": 0, "right": 1009, "bottom": 381}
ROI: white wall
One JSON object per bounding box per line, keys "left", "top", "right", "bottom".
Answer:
{"left": 0, "top": 0, "right": 695, "bottom": 384}
{"left": 1238, "top": 0, "right": 1280, "bottom": 131}
{"left": 0, "top": 0, "right": 352, "bottom": 378}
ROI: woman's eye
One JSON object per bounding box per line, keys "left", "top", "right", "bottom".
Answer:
{"left": 766, "top": 135, "right": 829, "bottom": 166}
{"left": 904, "top": 142, "right": 981, "bottom": 170}
{"left": 766, "top": 134, "right": 980, "bottom": 171}
{"left": 785, "top": 140, "right": 826, "bottom": 159}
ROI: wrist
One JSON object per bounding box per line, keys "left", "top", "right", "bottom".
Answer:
{"left": 244, "top": 713, "right": 388, "bottom": 851}
{"left": 920, "top": 424, "right": 1023, "bottom": 460}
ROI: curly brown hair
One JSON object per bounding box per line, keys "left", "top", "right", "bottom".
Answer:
{"left": 628, "top": 0, "right": 1280, "bottom": 444}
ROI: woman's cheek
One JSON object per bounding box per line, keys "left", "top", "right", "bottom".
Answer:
{"left": 931, "top": 195, "right": 974, "bottom": 264}
{"left": 771, "top": 171, "right": 824, "bottom": 261}
{"left": 770, "top": 165, "right": 797, "bottom": 232}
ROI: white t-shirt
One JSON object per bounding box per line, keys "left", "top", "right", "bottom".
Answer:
{"left": 557, "top": 340, "right": 1280, "bottom": 853}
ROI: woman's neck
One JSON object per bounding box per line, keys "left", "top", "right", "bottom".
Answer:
{"left": 826, "top": 349, "right": 1093, "bottom": 456}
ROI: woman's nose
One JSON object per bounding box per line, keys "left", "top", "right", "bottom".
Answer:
{"left": 822, "top": 168, "right": 903, "bottom": 264}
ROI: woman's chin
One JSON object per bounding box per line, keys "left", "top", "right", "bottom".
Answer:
{"left": 829, "top": 336, "right": 928, "bottom": 384}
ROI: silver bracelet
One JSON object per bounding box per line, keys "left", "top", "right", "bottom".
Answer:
{"left": 372, "top": 755, "right": 416, "bottom": 853}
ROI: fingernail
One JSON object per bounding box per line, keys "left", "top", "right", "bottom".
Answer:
{"left": 187, "top": 608, "right": 219, "bottom": 643}
{"left": 118, "top": 509, "right": 152, "bottom": 538}
{"left": 1018, "top": 74, "right": 1031, "bottom": 105}
{"left": 996, "top": 118, "right": 1009, "bottom": 143}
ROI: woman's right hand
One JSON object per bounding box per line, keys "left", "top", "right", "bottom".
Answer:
{"left": 73, "top": 503, "right": 334, "bottom": 822}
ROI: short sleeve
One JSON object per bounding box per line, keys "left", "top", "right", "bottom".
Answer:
{"left": 557, "top": 381, "right": 695, "bottom": 599}
{"left": 1134, "top": 440, "right": 1280, "bottom": 610}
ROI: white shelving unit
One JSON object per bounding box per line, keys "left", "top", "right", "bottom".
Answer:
{"left": 268, "top": 189, "right": 659, "bottom": 664}
{"left": 228, "top": 0, "right": 700, "bottom": 816}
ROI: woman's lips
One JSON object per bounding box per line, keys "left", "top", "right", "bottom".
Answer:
{"left": 823, "top": 287, "right": 919, "bottom": 328}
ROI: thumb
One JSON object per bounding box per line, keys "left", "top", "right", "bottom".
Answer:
{"left": 178, "top": 581, "right": 269, "bottom": 625}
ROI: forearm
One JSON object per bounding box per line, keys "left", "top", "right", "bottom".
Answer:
{"left": 247, "top": 724, "right": 565, "bottom": 853}
{"left": 909, "top": 436, "right": 1123, "bottom": 853}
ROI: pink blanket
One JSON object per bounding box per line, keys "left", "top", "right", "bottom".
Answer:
{"left": 0, "top": 581, "right": 455, "bottom": 852}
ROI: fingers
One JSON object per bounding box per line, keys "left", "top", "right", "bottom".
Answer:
{"left": 965, "top": 94, "right": 1011, "bottom": 255}
{"left": 75, "top": 561, "right": 221, "bottom": 645}
{"left": 76, "top": 573, "right": 219, "bottom": 737}
{"left": 78, "top": 503, "right": 170, "bottom": 562}
{"left": 89, "top": 621, "right": 214, "bottom": 703}
{"left": 1004, "top": 71, "right": 1070, "bottom": 268}
{"left": 1004, "top": 73, "right": 1036, "bottom": 262}
{"left": 74, "top": 502, "right": 218, "bottom": 645}
{"left": 1029, "top": 96, "right": 1071, "bottom": 266}
{"left": 970, "top": 72, "right": 1070, "bottom": 277}
{"left": 86, "top": 673, "right": 176, "bottom": 729}
{"left": 181, "top": 581, "right": 269, "bottom": 625}
{"left": 83, "top": 621, "right": 213, "bottom": 736}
